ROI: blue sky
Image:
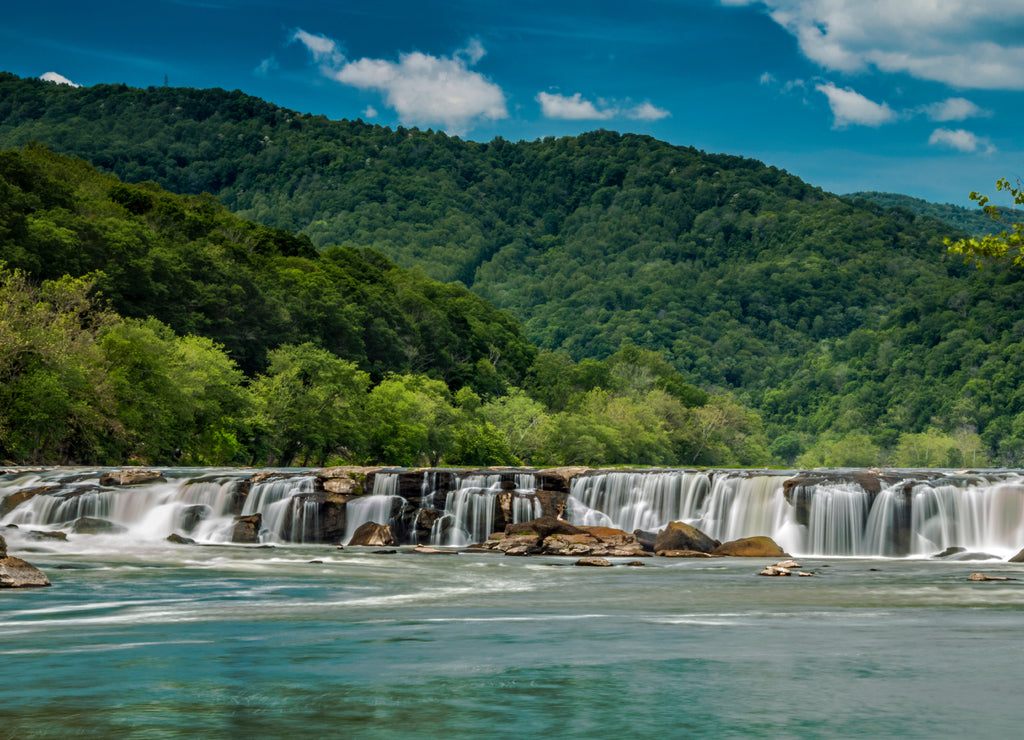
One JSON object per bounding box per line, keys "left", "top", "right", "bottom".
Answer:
{"left": 3, "top": 0, "right": 1022, "bottom": 206}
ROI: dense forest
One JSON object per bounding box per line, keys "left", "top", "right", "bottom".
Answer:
{"left": 846, "top": 191, "right": 1023, "bottom": 238}
{"left": 2, "top": 72, "right": 1024, "bottom": 468}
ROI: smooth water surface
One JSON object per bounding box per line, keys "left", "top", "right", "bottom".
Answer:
{"left": 2, "top": 541, "right": 1024, "bottom": 739}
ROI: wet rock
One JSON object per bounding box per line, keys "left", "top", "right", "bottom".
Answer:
{"left": 654, "top": 521, "right": 719, "bottom": 555}
{"left": 626, "top": 561, "right": 646, "bottom": 567}
{"left": 759, "top": 565, "right": 792, "bottom": 576}
{"left": 412, "top": 544, "right": 458, "bottom": 555}
{"left": 634, "top": 529, "right": 658, "bottom": 552}
{"left": 0, "top": 534, "right": 5, "bottom": 558}
{"left": 26, "top": 530, "right": 68, "bottom": 542}
{"left": 933, "top": 546, "right": 966, "bottom": 559}
{"left": 497, "top": 534, "right": 542, "bottom": 555}
{"left": 348, "top": 521, "right": 396, "bottom": 547}
{"left": 575, "top": 557, "right": 613, "bottom": 567}
{"left": 372, "top": 549, "right": 397, "bottom": 554}
{"left": 0, "top": 485, "right": 60, "bottom": 517}
{"left": 774, "top": 559, "right": 801, "bottom": 569}
{"left": 99, "top": 469, "right": 166, "bottom": 486}
{"left": 179, "top": 505, "right": 211, "bottom": 534}
{"left": 71, "top": 517, "right": 128, "bottom": 535}
{"left": 657, "top": 549, "right": 715, "bottom": 558}
{"left": 967, "top": 572, "right": 1015, "bottom": 581}
{"left": 166, "top": 533, "right": 196, "bottom": 545}
{"left": 231, "top": 514, "right": 262, "bottom": 544}
{"left": 504, "top": 515, "right": 582, "bottom": 540}
{"left": 798, "top": 572, "right": 814, "bottom": 577}
{"left": 0, "top": 556, "right": 51, "bottom": 588}
{"left": 712, "top": 536, "right": 788, "bottom": 558}
{"left": 1008, "top": 548, "right": 1024, "bottom": 563}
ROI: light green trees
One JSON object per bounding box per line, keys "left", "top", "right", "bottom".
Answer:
{"left": 947, "top": 179, "right": 1024, "bottom": 267}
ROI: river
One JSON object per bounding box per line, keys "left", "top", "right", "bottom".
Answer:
{"left": 2, "top": 542, "right": 1023, "bottom": 738}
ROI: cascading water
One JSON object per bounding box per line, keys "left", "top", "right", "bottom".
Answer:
{"left": 429, "top": 473, "right": 541, "bottom": 547}
{"left": 567, "top": 471, "right": 711, "bottom": 532}
{"left": 242, "top": 475, "right": 317, "bottom": 543}
{"left": 344, "top": 472, "right": 405, "bottom": 544}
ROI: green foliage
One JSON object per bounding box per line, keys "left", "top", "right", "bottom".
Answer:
{"left": 846, "top": 190, "right": 1022, "bottom": 238}
{"left": 946, "top": 179, "right": 1024, "bottom": 268}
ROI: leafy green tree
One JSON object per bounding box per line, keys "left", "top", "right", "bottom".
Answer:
{"left": 248, "top": 343, "right": 369, "bottom": 466}
{"left": 947, "top": 179, "right": 1024, "bottom": 267}
{"left": 363, "top": 373, "right": 458, "bottom": 466}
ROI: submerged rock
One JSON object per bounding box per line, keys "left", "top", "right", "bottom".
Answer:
{"left": 933, "top": 546, "right": 966, "bottom": 559}
{"left": 412, "top": 544, "right": 458, "bottom": 555}
{"left": 348, "top": 521, "right": 396, "bottom": 547}
{"left": 654, "top": 521, "right": 719, "bottom": 555}
{"left": 967, "top": 572, "right": 1015, "bottom": 581}
{"left": 657, "top": 549, "right": 716, "bottom": 558}
{"left": 712, "top": 536, "right": 788, "bottom": 558}
{"left": 71, "top": 517, "right": 127, "bottom": 535}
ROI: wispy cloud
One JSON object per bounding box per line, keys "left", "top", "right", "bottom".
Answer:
{"left": 536, "top": 91, "right": 669, "bottom": 121}
{"left": 928, "top": 128, "right": 996, "bottom": 154}
{"left": 291, "top": 30, "right": 506, "bottom": 135}
{"left": 815, "top": 82, "right": 895, "bottom": 128}
{"left": 726, "top": 0, "right": 1024, "bottom": 90}
{"left": 921, "top": 97, "right": 992, "bottom": 122}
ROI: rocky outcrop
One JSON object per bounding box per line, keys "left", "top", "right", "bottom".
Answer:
{"left": 504, "top": 515, "right": 582, "bottom": 540}
{"left": 483, "top": 523, "right": 648, "bottom": 558}
{"left": 0, "top": 484, "right": 60, "bottom": 517}
{"left": 348, "top": 522, "right": 396, "bottom": 547}
{"left": 99, "top": 469, "right": 166, "bottom": 486}
{"left": 654, "top": 521, "right": 719, "bottom": 555}
{"left": 0, "top": 535, "right": 50, "bottom": 588}
{"left": 575, "top": 557, "right": 613, "bottom": 567}
{"left": 231, "top": 514, "right": 262, "bottom": 544}
{"left": 712, "top": 536, "right": 788, "bottom": 558}
{"left": 967, "top": 572, "right": 1015, "bottom": 581}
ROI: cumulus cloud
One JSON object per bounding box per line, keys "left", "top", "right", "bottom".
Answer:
{"left": 724, "top": 0, "right": 1024, "bottom": 90}
{"left": 291, "top": 31, "right": 506, "bottom": 134}
{"left": 536, "top": 92, "right": 669, "bottom": 121}
{"left": 627, "top": 101, "right": 671, "bottom": 121}
{"left": 815, "top": 82, "right": 896, "bottom": 128}
{"left": 363, "top": 105, "right": 378, "bottom": 119}
{"left": 537, "top": 92, "right": 615, "bottom": 120}
{"left": 40, "top": 72, "right": 79, "bottom": 87}
{"left": 928, "top": 128, "right": 996, "bottom": 154}
{"left": 254, "top": 56, "right": 278, "bottom": 77}
{"left": 922, "top": 97, "right": 992, "bottom": 122}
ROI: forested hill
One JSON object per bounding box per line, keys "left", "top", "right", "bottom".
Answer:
{"left": 0, "top": 143, "right": 535, "bottom": 386}
{"left": 4, "top": 72, "right": 1024, "bottom": 466}
{"left": 845, "top": 191, "right": 1023, "bottom": 237}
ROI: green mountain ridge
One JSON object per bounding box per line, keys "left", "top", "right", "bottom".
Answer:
{"left": 844, "top": 190, "right": 1023, "bottom": 238}
{"left": 3, "top": 72, "right": 1024, "bottom": 465}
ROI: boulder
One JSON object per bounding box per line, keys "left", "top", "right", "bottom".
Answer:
{"left": 179, "top": 504, "right": 211, "bottom": 534}
{"left": 231, "top": 514, "right": 262, "bottom": 544}
{"left": 654, "top": 521, "right": 719, "bottom": 554}
{"left": 71, "top": 517, "right": 127, "bottom": 535}
{"left": 99, "top": 469, "right": 166, "bottom": 486}
{"left": 933, "top": 546, "right": 966, "bottom": 559}
{"left": 575, "top": 557, "right": 613, "bottom": 567}
{"left": 166, "top": 533, "right": 196, "bottom": 545}
{"left": 504, "top": 515, "right": 582, "bottom": 540}
{"left": 1008, "top": 548, "right": 1024, "bottom": 563}
{"left": 759, "top": 565, "right": 792, "bottom": 576}
{"left": 26, "top": 530, "right": 68, "bottom": 542}
{"left": 496, "top": 534, "right": 542, "bottom": 555}
{"left": 348, "top": 521, "right": 396, "bottom": 547}
{"left": 712, "top": 536, "right": 788, "bottom": 558}
{"left": 0, "top": 556, "right": 51, "bottom": 588}
{"left": 0, "top": 534, "right": 5, "bottom": 558}
{"left": 634, "top": 529, "right": 658, "bottom": 552}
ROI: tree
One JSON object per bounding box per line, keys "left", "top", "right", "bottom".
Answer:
{"left": 947, "top": 179, "right": 1024, "bottom": 267}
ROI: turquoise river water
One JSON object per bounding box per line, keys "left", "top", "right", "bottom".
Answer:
{"left": 2, "top": 541, "right": 1024, "bottom": 739}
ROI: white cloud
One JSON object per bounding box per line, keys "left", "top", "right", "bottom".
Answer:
{"left": 291, "top": 28, "right": 345, "bottom": 69}
{"left": 254, "top": 56, "right": 278, "bottom": 77}
{"left": 536, "top": 92, "right": 615, "bottom": 120}
{"left": 536, "top": 92, "right": 669, "bottom": 121}
{"left": 363, "top": 105, "right": 378, "bottom": 119}
{"left": 928, "top": 128, "right": 996, "bottom": 154}
{"left": 760, "top": 71, "right": 776, "bottom": 86}
{"left": 815, "top": 82, "right": 896, "bottom": 128}
{"left": 724, "top": 0, "right": 1024, "bottom": 90}
{"left": 292, "top": 32, "right": 507, "bottom": 134}
{"left": 40, "top": 71, "right": 79, "bottom": 87}
{"left": 922, "top": 97, "right": 992, "bottom": 122}
{"left": 627, "top": 101, "right": 671, "bottom": 121}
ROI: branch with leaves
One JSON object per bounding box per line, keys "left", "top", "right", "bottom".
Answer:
{"left": 946, "top": 178, "right": 1024, "bottom": 267}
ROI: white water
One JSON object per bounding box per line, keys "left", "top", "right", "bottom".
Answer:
{"left": 4, "top": 467, "right": 1024, "bottom": 558}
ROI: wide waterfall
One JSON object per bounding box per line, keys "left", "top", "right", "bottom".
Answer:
{"left": 2, "top": 467, "right": 1023, "bottom": 557}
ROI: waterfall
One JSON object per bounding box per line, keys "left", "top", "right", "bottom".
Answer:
{"left": 428, "top": 473, "right": 541, "bottom": 547}
{"left": 241, "top": 475, "right": 317, "bottom": 543}
{"left": 567, "top": 470, "right": 711, "bottom": 533}
{"left": 344, "top": 472, "right": 404, "bottom": 544}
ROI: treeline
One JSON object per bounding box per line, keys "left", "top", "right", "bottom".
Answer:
{"left": 847, "top": 191, "right": 1024, "bottom": 238}
{"left": 4, "top": 73, "right": 1024, "bottom": 466}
